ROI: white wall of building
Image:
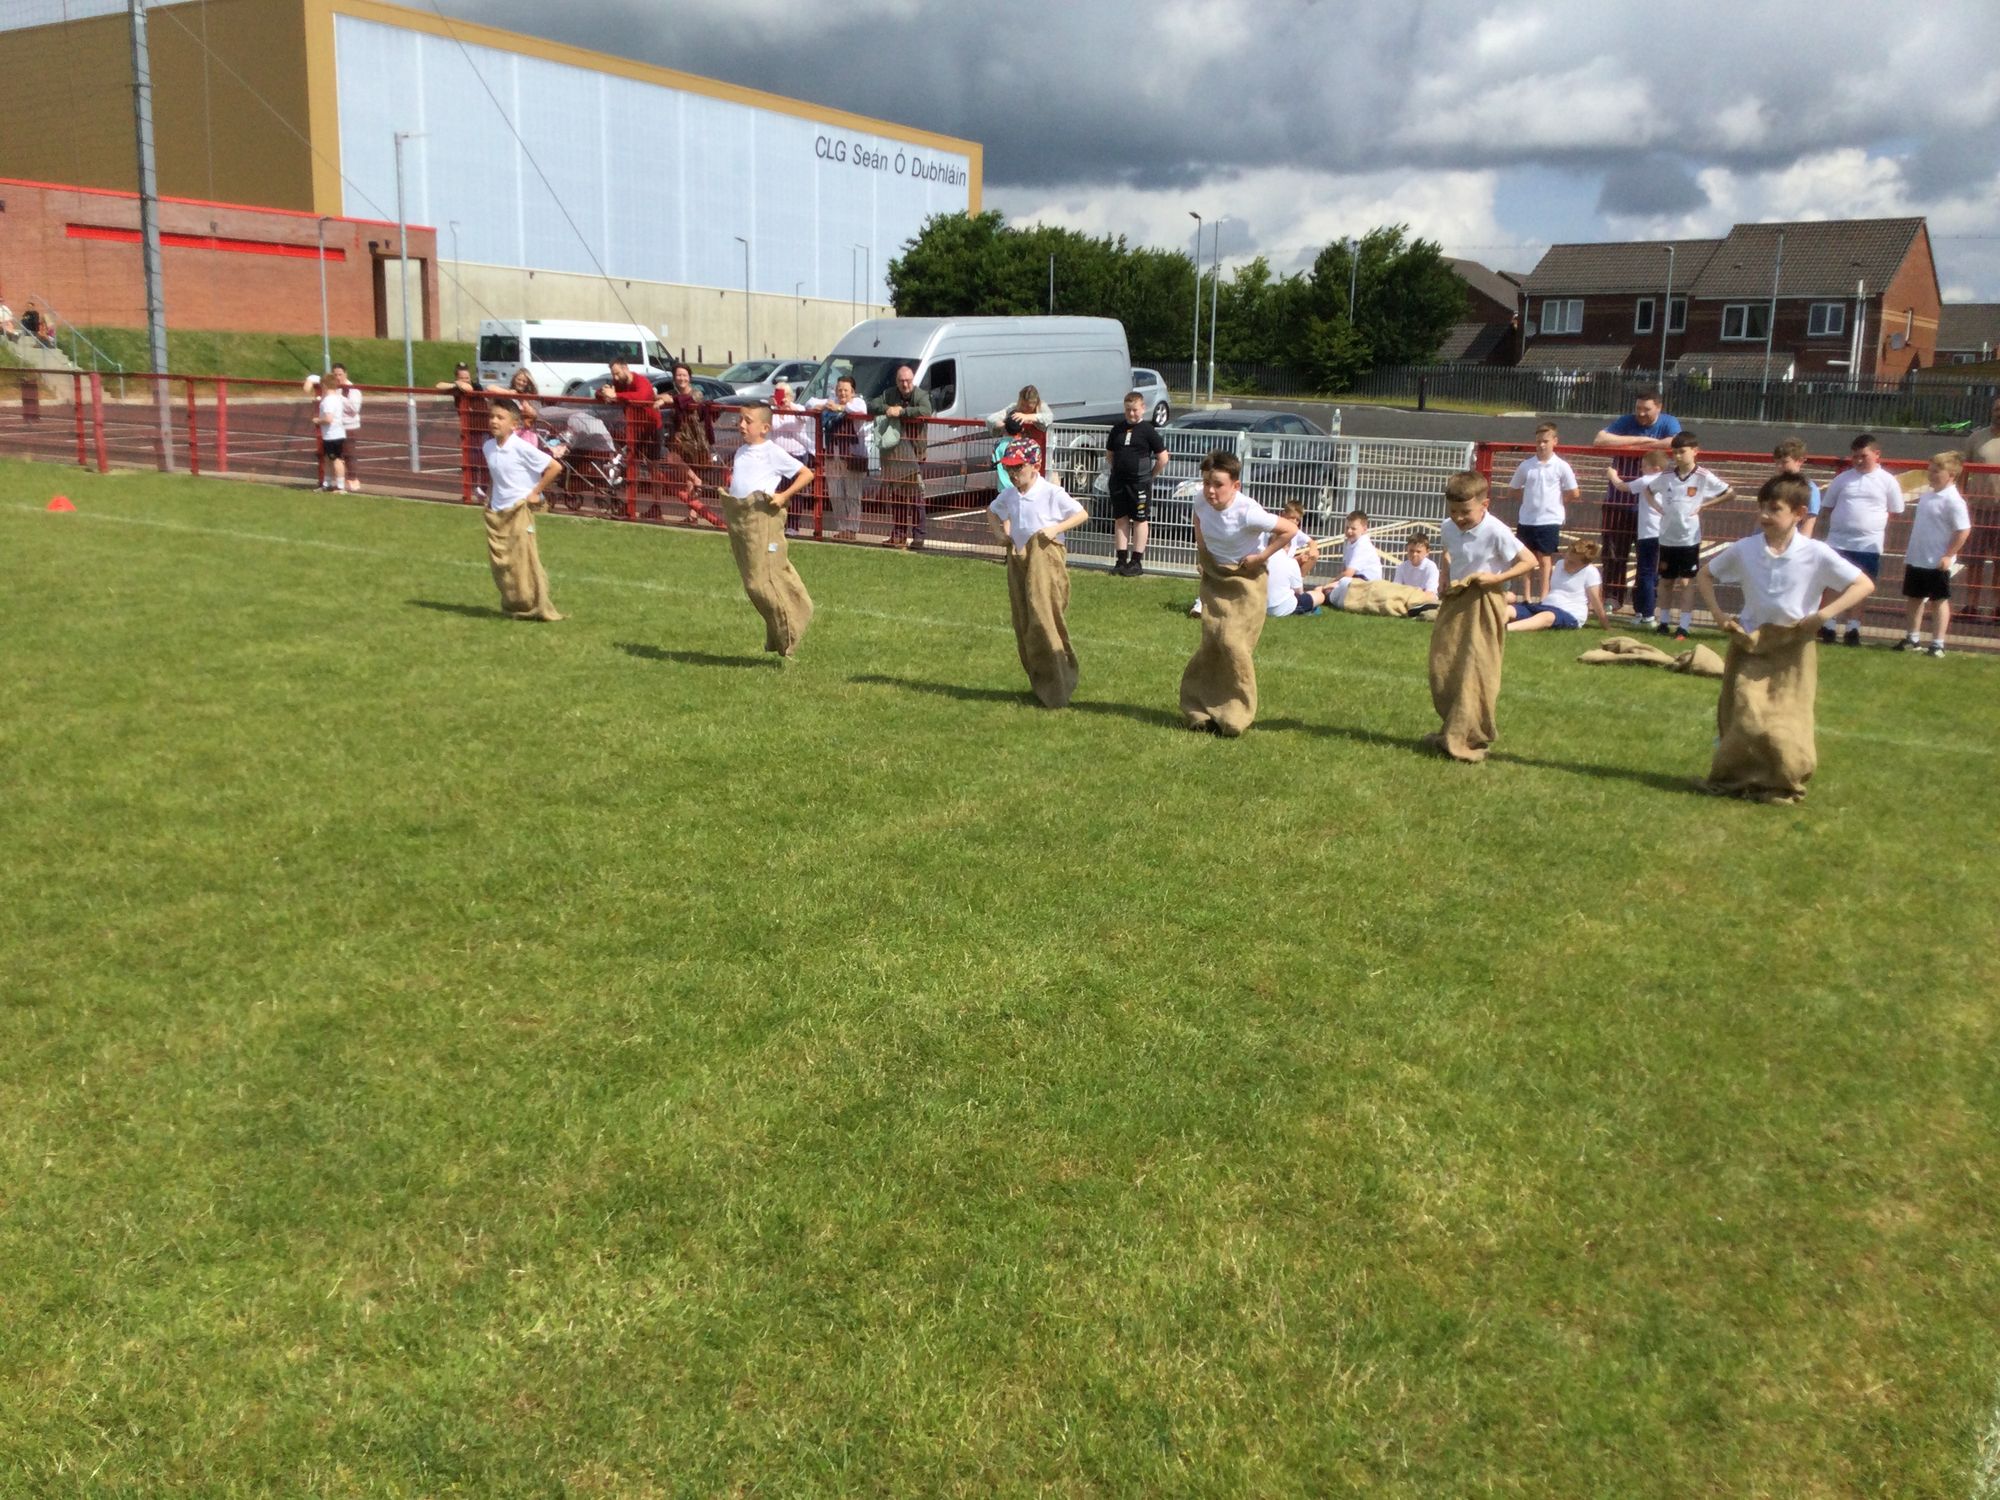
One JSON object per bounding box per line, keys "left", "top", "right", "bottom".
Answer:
{"left": 332, "top": 13, "right": 972, "bottom": 312}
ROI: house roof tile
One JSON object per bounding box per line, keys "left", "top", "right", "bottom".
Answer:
{"left": 1446, "top": 257, "right": 1523, "bottom": 312}
{"left": 1937, "top": 303, "right": 2000, "bottom": 352}
{"left": 1516, "top": 343, "right": 1637, "bottom": 372}
{"left": 1520, "top": 239, "right": 1720, "bottom": 296}
{"left": 1687, "top": 218, "right": 1927, "bottom": 299}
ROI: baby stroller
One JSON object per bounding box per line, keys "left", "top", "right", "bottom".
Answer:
{"left": 544, "top": 407, "right": 627, "bottom": 515}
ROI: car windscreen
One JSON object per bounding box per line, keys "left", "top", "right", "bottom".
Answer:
{"left": 720, "top": 361, "right": 777, "bottom": 382}
{"left": 478, "top": 334, "right": 520, "bottom": 363}
{"left": 801, "top": 355, "right": 919, "bottom": 404}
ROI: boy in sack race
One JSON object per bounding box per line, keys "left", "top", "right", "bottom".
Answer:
{"left": 479, "top": 399, "right": 565, "bottom": 623}
{"left": 1179, "top": 449, "right": 1298, "bottom": 736}
{"left": 719, "top": 402, "right": 817, "bottom": 659}
{"left": 985, "top": 437, "right": 1089, "bottom": 707}
{"left": 1424, "top": 471, "right": 1536, "bottom": 762}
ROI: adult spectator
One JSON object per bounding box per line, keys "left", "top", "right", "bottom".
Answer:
{"left": 807, "top": 374, "right": 868, "bottom": 541}
{"left": 600, "top": 357, "right": 659, "bottom": 460}
{"left": 655, "top": 361, "right": 717, "bottom": 523}
{"left": 329, "top": 363, "right": 363, "bottom": 492}
{"left": 871, "top": 364, "right": 932, "bottom": 549}
{"left": 21, "top": 303, "right": 53, "bottom": 348}
{"left": 1592, "top": 390, "right": 1682, "bottom": 613}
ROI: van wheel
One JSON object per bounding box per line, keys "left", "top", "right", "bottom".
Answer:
{"left": 1153, "top": 400, "right": 1170, "bottom": 427}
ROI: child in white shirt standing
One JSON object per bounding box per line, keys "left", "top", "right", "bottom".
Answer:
{"left": 1898, "top": 451, "right": 1973, "bottom": 656}
{"left": 1506, "top": 422, "right": 1579, "bottom": 601}
{"left": 1506, "top": 538, "right": 1609, "bottom": 632}
{"left": 1425, "top": 471, "right": 1536, "bottom": 761}
{"left": 1640, "top": 430, "right": 1735, "bottom": 640}
{"left": 1604, "top": 448, "right": 1671, "bottom": 627}
{"left": 313, "top": 379, "right": 349, "bottom": 493}
{"left": 1819, "top": 433, "right": 1906, "bottom": 646}
{"left": 986, "top": 437, "right": 1089, "bottom": 705}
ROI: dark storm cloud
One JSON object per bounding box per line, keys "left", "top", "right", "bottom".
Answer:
{"left": 1597, "top": 157, "right": 1709, "bottom": 218}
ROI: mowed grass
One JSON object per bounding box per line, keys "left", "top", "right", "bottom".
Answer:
{"left": 3, "top": 460, "right": 1998, "bottom": 1498}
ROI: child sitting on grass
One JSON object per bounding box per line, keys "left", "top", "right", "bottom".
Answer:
{"left": 1506, "top": 538, "right": 1610, "bottom": 632}
{"left": 1393, "top": 531, "right": 1440, "bottom": 598}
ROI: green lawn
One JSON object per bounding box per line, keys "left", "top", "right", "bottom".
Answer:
{"left": 3, "top": 461, "right": 1998, "bottom": 1497}
{"left": 73, "top": 326, "right": 477, "bottom": 388}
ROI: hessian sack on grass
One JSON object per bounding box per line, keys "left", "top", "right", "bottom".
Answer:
{"left": 1179, "top": 537, "right": 1267, "bottom": 736}
{"left": 1702, "top": 619, "right": 1820, "bottom": 803}
{"left": 484, "top": 502, "right": 563, "bottom": 622}
{"left": 1006, "top": 532, "right": 1079, "bottom": 708}
{"left": 1339, "top": 579, "right": 1434, "bottom": 617}
{"left": 1424, "top": 576, "right": 1508, "bottom": 761}
{"left": 722, "top": 489, "right": 815, "bottom": 657}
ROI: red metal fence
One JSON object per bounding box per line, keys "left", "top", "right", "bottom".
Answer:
{"left": 1477, "top": 441, "right": 2000, "bottom": 643}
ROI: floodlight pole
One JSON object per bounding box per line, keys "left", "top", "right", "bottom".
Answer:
{"left": 394, "top": 130, "right": 421, "bottom": 472}
{"left": 449, "top": 220, "right": 462, "bottom": 342}
{"left": 1657, "top": 243, "right": 1676, "bottom": 392}
{"left": 1759, "top": 229, "right": 1784, "bottom": 418}
{"left": 316, "top": 216, "right": 332, "bottom": 376}
{"left": 128, "top": 0, "right": 173, "bottom": 470}
{"left": 1207, "top": 219, "right": 1223, "bottom": 405}
{"left": 1187, "top": 211, "right": 1203, "bottom": 408}
{"left": 1347, "top": 236, "right": 1358, "bottom": 321}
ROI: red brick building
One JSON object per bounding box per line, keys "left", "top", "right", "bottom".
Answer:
{"left": 1517, "top": 218, "right": 1940, "bottom": 381}
{"left": 0, "top": 175, "right": 437, "bottom": 342}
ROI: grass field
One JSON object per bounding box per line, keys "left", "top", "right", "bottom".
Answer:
{"left": 4, "top": 459, "right": 1999, "bottom": 1497}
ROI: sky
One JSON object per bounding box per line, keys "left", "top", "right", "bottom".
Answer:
{"left": 409, "top": 0, "right": 2000, "bottom": 300}
{"left": 7, "top": 0, "right": 1997, "bottom": 297}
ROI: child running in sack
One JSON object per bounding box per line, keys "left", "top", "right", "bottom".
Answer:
{"left": 478, "top": 399, "right": 564, "bottom": 622}
{"left": 718, "top": 402, "right": 816, "bottom": 658}
{"left": 986, "top": 437, "right": 1089, "bottom": 706}
{"left": 1423, "top": 470, "right": 1536, "bottom": 762}
{"left": 1179, "top": 449, "right": 1296, "bottom": 735}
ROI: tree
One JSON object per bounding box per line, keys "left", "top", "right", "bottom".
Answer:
{"left": 1307, "top": 227, "right": 1463, "bottom": 371}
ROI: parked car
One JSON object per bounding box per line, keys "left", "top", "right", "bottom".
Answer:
{"left": 560, "top": 367, "right": 734, "bottom": 402}
{"left": 1130, "top": 367, "right": 1171, "bottom": 427}
{"left": 721, "top": 357, "right": 821, "bottom": 400}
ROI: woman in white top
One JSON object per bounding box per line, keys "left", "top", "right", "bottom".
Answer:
{"left": 806, "top": 375, "right": 870, "bottom": 541}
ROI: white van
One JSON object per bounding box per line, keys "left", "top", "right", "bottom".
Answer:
{"left": 476, "top": 319, "right": 673, "bottom": 397}
{"left": 797, "top": 316, "right": 1130, "bottom": 425}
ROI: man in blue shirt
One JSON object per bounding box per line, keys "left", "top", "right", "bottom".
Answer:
{"left": 1593, "top": 391, "right": 1682, "bottom": 620}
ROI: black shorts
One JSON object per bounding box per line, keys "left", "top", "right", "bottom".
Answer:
{"left": 1902, "top": 564, "right": 1953, "bottom": 601}
{"left": 1659, "top": 543, "right": 1701, "bottom": 579}
{"left": 321, "top": 437, "right": 347, "bottom": 461}
{"left": 1517, "top": 522, "right": 1563, "bottom": 556}
{"left": 1108, "top": 474, "right": 1150, "bottom": 522}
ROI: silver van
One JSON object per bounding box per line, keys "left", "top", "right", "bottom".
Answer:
{"left": 797, "top": 316, "right": 1131, "bottom": 425}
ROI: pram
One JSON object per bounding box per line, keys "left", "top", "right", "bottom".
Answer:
{"left": 542, "top": 407, "right": 627, "bottom": 515}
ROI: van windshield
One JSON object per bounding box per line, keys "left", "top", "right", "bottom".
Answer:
{"left": 801, "top": 355, "right": 919, "bottom": 404}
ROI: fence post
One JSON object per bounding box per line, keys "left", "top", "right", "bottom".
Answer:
{"left": 811, "top": 423, "right": 825, "bottom": 540}
{"left": 185, "top": 377, "right": 200, "bottom": 476}
{"left": 72, "top": 373, "right": 87, "bottom": 467}
{"left": 1341, "top": 438, "right": 1360, "bottom": 516}
{"left": 214, "top": 380, "right": 229, "bottom": 474}
{"left": 90, "top": 372, "right": 108, "bottom": 472}
{"left": 459, "top": 399, "right": 477, "bottom": 504}
{"left": 1416, "top": 375, "right": 1427, "bottom": 412}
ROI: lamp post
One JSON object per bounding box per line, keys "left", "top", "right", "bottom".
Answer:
{"left": 852, "top": 242, "right": 871, "bottom": 316}
{"left": 1207, "top": 218, "right": 1224, "bottom": 405}
{"left": 448, "top": 219, "right": 461, "bottom": 342}
{"left": 1187, "top": 211, "right": 1203, "bottom": 408}
{"left": 733, "top": 234, "right": 750, "bottom": 361}
{"left": 316, "top": 215, "right": 332, "bottom": 374}
{"left": 1347, "top": 235, "right": 1358, "bottom": 321}
{"left": 1759, "top": 229, "right": 1785, "bottom": 418}
{"left": 393, "top": 130, "right": 422, "bottom": 473}
{"left": 1656, "top": 243, "right": 1675, "bottom": 394}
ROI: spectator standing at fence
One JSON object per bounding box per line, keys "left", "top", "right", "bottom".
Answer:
{"left": 1106, "top": 389, "right": 1168, "bottom": 575}
{"left": 326, "top": 363, "right": 363, "bottom": 493}
{"left": 479, "top": 399, "right": 564, "bottom": 623}
{"left": 986, "top": 384, "right": 1054, "bottom": 495}
{"left": 1898, "top": 452, "right": 1972, "bottom": 656}
{"left": 1603, "top": 448, "right": 1672, "bottom": 627}
{"left": 655, "top": 362, "right": 718, "bottom": 525}
{"left": 807, "top": 374, "right": 868, "bottom": 541}
{"left": 1818, "top": 433, "right": 1904, "bottom": 646}
{"left": 313, "top": 374, "right": 351, "bottom": 493}
{"left": 601, "top": 357, "right": 659, "bottom": 462}
{"left": 871, "top": 364, "right": 932, "bottom": 550}
{"left": 1593, "top": 391, "right": 1681, "bottom": 614}
{"left": 1507, "top": 422, "right": 1580, "bottom": 601}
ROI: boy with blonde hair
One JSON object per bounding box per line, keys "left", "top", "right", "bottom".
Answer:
{"left": 1424, "top": 470, "right": 1536, "bottom": 761}
{"left": 719, "top": 401, "right": 816, "bottom": 657}
{"left": 1640, "top": 430, "right": 1735, "bottom": 640}
{"left": 1772, "top": 438, "right": 1821, "bottom": 537}
{"left": 1394, "top": 531, "right": 1440, "bottom": 597}
{"left": 1507, "top": 421, "right": 1579, "bottom": 601}
{"left": 1898, "top": 451, "right": 1972, "bottom": 656}
{"left": 1334, "top": 508, "right": 1384, "bottom": 582}
{"left": 478, "top": 399, "right": 564, "bottom": 622}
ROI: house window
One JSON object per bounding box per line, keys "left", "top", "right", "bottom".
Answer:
{"left": 1667, "top": 296, "right": 1687, "bottom": 333}
{"left": 1807, "top": 302, "right": 1845, "bottom": 338}
{"left": 1634, "top": 298, "right": 1656, "bottom": 335}
{"left": 1540, "top": 298, "right": 1583, "bottom": 335}
{"left": 1721, "top": 304, "right": 1771, "bottom": 341}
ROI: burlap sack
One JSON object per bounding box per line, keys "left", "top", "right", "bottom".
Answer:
{"left": 1423, "top": 577, "right": 1508, "bottom": 761}
{"left": 484, "top": 502, "right": 563, "bottom": 622}
{"left": 1179, "top": 538, "right": 1267, "bottom": 736}
{"left": 1672, "top": 644, "right": 1725, "bottom": 679}
{"left": 1577, "top": 635, "right": 1679, "bottom": 667}
{"left": 1702, "top": 620, "right": 1820, "bottom": 803}
{"left": 1006, "top": 533, "right": 1079, "bottom": 708}
{"left": 1338, "top": 578, "right": 1435, "bottom": 617}
{"left": 721, "top": 489, "right": 815, "bottom": 656}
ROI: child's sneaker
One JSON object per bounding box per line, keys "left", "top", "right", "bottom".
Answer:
{"left": 1893, "top": 636, "right": 1914, "bottom": 651}
{"left": 1633, "top": 615, "right": 1654, "bottom": 629}
{"left": 1654, "top": 620, "right": 1674, "bottom": 637}
{"left": 1843, "top": 625, "right": 1863, "bottom": 647}
{"left": 1673, "top": 626, "right": 1689, "bottom": 641}
{"left": 1926, "top": 641, "right": 1946, "bottom": 657}
{"left": 1817, "top": 623, "right": 1837, "bottom": 644}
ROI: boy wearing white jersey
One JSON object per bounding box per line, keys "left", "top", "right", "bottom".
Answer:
{"left": 1640, "top": 430, "right": 1735, "bottom": 639}
{"left": 1393, "top": 532, "right": 1440, "bottom": 597}
{"left": 478, "top": 400, "right": 564, "bottom": 622}
{"left": 1507, "top": 537, "right": 1609, "bottom": 632}
{"left": 1898, "top": 451, "right": 1972, "bottom": 657}
{"left": 313, "top": 380, "right": 350, "bottom": 493}
{"left": 1818, "top": 433, "right": 1905, "bottom": 645}
{"left": 1604, "top": 448, "right": 1671, "bottom": 626}
{"left": 1335, "top": 509, "right": 1384, "bottom": 582}
{"left": 1506, "top": 422, "right": 1579, "bottom": 600}
{"left": 1424, "top": 470, "right": 1536, "bottom": 761}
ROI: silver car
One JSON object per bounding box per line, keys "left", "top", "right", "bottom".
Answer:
{"left": 721, "top": 357, "right": 822, "bottom": 401}
{"left": 1129, "top": 367, "right": 1171, "bottom": 427}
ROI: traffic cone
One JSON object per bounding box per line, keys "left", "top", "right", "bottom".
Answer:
{"left": 46, "top": 496, "right": 75, "bottom": 511}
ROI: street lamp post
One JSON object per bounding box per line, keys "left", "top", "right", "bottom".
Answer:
{"left": 1207, "top": 218, "right": 1223, "bottom": 405}
{"left": 1347, "top": 236, "right": 1358, "bottom": 322}
{"left": 1759, "top": 229, "right": 1785, "bottom": 418}
{"left": 1187, "top": 211, "right": 1203, "bottom": 408}
{"left": 448, "top": 220, "right": 461, "bottom": 342}
{"left": 1656, "top": 243, "right": 1676, "bottom": 394}
{"left": 733, "top": 235, "right": 750, "bottom": 361}
{"left": 316, "top": 215, "right": 331, "bottom": 375}
{"left": 393, "top": 130, "right": 422, "bottom": 473}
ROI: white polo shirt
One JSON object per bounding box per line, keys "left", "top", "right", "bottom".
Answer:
{"left": 481, "top": 431, "right": 555, "bottom": 511}
{"left": 339, "top": 384, "right": 363, "bottom": 429}
{"left": 1394, "top": 555, "right": 1439, "bottom": 593}
{"left": 1823, "top": 466, "right": 1906, "bottom": 554}
{"left": 1509, "top": 453, "right": 1579, "bottom": 526}
{"left": 726, "top": 439, "right": 804, "bottom": 499}
{"left": 989, "top": 473, "right": 1083, "bottom": 548}
{"left": 1705, "top": 532, "right": 1864, "bottom": 633}
{"left": 1541, "top": 560, "right": 1601, "bottom": 623}
{"left": 1441, "top": 511, "right": 1527, "bottom": 579}
{"left": 1266, "top": 542, "right": 1306, "bottom": 615}
{"left": 317, "top": 390, "right": 347, "bottom": 442}
{"left": 1342, "top": 534, "right": 1384, "bottom": 580}
{"left": 1630, "top": 471, "right": 1667, "bottom": 540}
{"left": 1645, "top": 465, "right": 1730, "bottom": 547}
{"left": 1905, "top": 484, "right": 1970, "bottom": 570}
{"left": 1193, "top": 491, "right": 1286, "bottom": 566}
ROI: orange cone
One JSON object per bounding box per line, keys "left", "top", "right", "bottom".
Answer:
{"left": 46, "top": 496, "right": 75, "bottom": 512}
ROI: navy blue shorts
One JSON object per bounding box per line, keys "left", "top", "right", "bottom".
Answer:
{"left": 1517, "top": 522, "right": 1563, "bottom": 556}
{"left": 1511, "top": 601, "right": 1579, "bottom": 628}
{"left": 1287, "top": 591, "right": 1321, "bottom": 616}
{"left": 1835, "top": 547, "right": 1882, "bottom": 580}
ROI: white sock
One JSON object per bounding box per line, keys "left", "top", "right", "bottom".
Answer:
{"left": 1678, "top": 610, "right": 1692, "bottom": 628}
{"left": 1907, "top": 630, "right": 1921, "bottom": 642}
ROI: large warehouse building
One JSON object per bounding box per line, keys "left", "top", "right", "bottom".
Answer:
{"left": 0, "top": 0, "right": 981, "bottom": 361}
